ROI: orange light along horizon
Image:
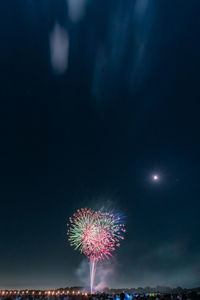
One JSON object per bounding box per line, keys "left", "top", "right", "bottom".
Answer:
{"left": 0, "top": 290, "right": 86, "bottom": 296}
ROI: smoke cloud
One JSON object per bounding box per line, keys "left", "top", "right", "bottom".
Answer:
{"left": 67, "top": 0, "right": 88, "bottom": 22}
{"left": 76, "top": 259, "right": 115, "bottom": 292}
{"left": 50, "top": 23, "right": 69, "bottom": 74}
{"left": 134, "top": 0, "right": 149, "bottom": 21}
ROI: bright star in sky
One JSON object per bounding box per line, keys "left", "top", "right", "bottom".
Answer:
{"left": 153, "top": 174, "right": 159, "bottom": 181}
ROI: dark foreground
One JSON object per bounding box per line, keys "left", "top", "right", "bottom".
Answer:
{"left": 0, "top": 291, "right": 200, "bottom": 300}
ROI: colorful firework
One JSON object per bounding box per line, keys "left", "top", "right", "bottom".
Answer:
{"left": 67, "top": 208, "right": 126, "bottom": 261}
{"left": 67, "top": 208, "right": 126, "bottom": 293}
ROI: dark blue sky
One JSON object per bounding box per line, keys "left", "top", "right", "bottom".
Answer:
{"left": 0, "top": 0, "right": 200, "bottom": 290}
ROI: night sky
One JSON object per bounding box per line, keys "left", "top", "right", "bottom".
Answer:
{"left": 0, "top": 0, "right": 200, "bottom": 290}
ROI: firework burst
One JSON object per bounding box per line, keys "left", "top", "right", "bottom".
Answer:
{"left": 67, "top": 208, "right": 126, "bottom": 293}
{"left": 67, "top": 208, "right": 126, "bottom": 261}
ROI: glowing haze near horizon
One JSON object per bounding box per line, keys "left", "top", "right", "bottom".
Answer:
{"left": 0, "top": 0, "right": 200, "bottom": 290}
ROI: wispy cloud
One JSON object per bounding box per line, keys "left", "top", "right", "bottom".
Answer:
{"left": 67, "top": 0, "right": 88, "bottom": 22}
{"left": 50, "top": 23, "right": 69, "bottom": 74}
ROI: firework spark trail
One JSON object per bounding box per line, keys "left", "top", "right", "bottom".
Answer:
{"left": 67, "top": 208, "right": 126, "bottom": 293}
{"left": 90, "top": 258, "right": 96, "bottom": 294}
